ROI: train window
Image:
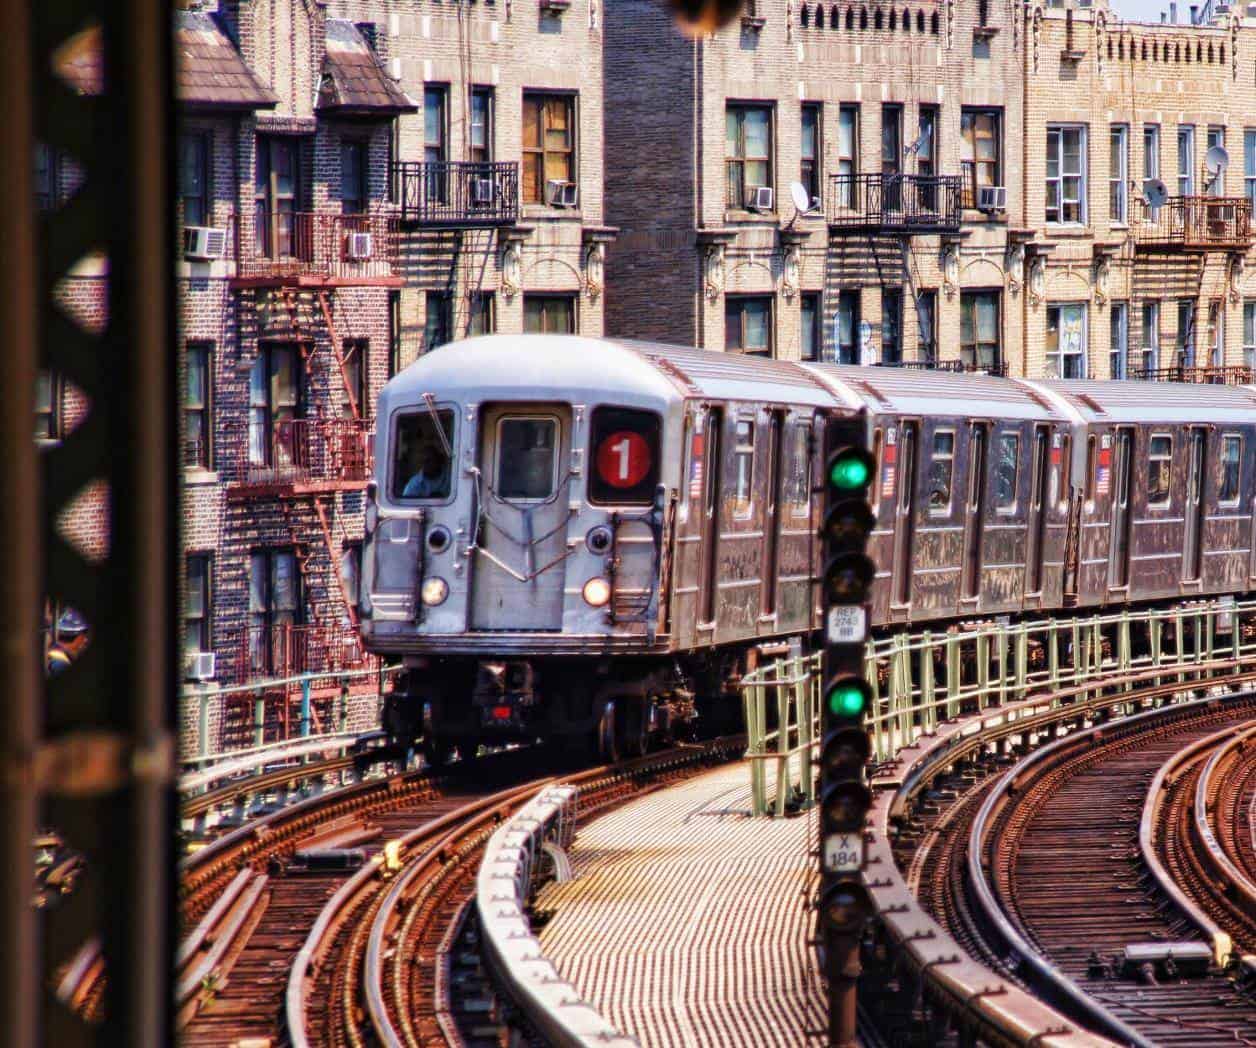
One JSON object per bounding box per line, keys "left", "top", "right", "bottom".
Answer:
{"left": 497, "top": 417, "right": 558, "bottom": 500}
{"left": 1084, "top": 435, "right": 1097, "bottom": 501}
{"left": 788, "top": 423, "right": 812, "bottom": 517}
{"left": 392, "top": 409, "right": 455, "bottom": 501}
{"left": 1148, "top": 434, "right": 1172, "bottom": 506}
{"left": 1219, "top": 435, "right": 1242, "bottom": 505}
{"left": 733, "top": 421, "right": 755, "bottom": 517}
{"left": 1057, "top": 434, "right": 1072, "bottom": 507}
{"left": 589, "top": 406, "right": 661, "bottom": 506}
{"left": 994, "top": 433, "right": 1019, "bottom": 509}
{"left": 870, "top": 428, "right": 884, "bottom": 513}
{"left": 928, "top": 430, "right": 954, "bottom": 513}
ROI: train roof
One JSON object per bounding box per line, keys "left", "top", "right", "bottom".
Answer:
{"left": 615, "top": 341, "right": 840, "bottom": 407}
{"left": 799, "top": 364, "right": 1070, "bottom": 421}
{"left": 1035, "top": 380, "right": 1256, "bottom": 424}
{"left": 384, "top": 336, "right": 845, "bottom": 411}
{"left": 381, "top": 335, "right": 683, "bottom": 411}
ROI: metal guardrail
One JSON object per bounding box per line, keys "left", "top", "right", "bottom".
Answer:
{"left": 1132, "top": 195, "right": 1254, "bottom": 251}
{"left": 826, "top": 172, "right": 962, "bottom": 232}
{"left": 1129, "top": 364, "right": 1255, "bottom": 384}
{"left": 476, "top": 786, "right": 638, "bottom": 1047}
{"left": 741, "top": 597, "right": 1255, "bottom": 814}
{"left": 393, "top": 161, "right": 519, "bottom": 227}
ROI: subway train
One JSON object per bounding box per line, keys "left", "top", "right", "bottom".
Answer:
{"left": 358, "top": 334, "right": 1256, "bottom": 760}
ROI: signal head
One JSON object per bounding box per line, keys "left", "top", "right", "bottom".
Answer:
{"left": 818, "top": 879, "right": 873, "bottom": 934}
{"left": 820, "top": 779, "right": 873, "bottom": 834}
{"left": 823, "top": 552, "right": 875, "bottom": 605}
{"left": 822, "top": 498, "right": 876, "bottom": 552}
{"left": 666, "top": 0, "right": 744, "bottom": 34}
{"left": 824, "top": 678, "right": 871, "bottom": 721}
{"left": 820, "top": 724, "right": 871, "bottom": 780}
{"left": 827, "top": 445, "right": 875, "bottom": 494}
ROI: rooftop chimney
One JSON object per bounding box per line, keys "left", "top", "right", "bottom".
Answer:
{"left": 1169, "top": 1, "right": 1177, "bottom": 20}
{"left": 1189, "top": 3, "right": 1198, "bottom": 20}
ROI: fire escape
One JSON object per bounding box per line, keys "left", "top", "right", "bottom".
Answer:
{"left": 825, "top": 172, "right": 967, "bottom": 369}
{"left": 1129, "top": 193, "right": 1255, "bottom": 383}
{"left": 221, "top": 209, "right": 401, "bottom": 744}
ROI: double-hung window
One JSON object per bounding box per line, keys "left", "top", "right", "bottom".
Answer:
{"left": 726, "top": 104, "right": 773, "bottom": 210}
{"left": 424, "top": 86, "right": 448, "bottom": 203}
{"left": 961, "top": 109, "right": 1000, "bottom": 206}
{"left": 801, "top": 103, "right": 821, "bottom": 204}
{"left": 800, "top": 293, "right": 821, "bottom": 361}
{"left": 916, "top": 289, "right": 937, "bottom": 364}
{"left": 836, "top": 289, "right": 860, "bottom": 364}
{"left": 836, "top": 105, "right": 858, "bottom": 208}
{"left": 1244, "top": 300, "right": 1256, "bottom": 370}
{"left": 1046, "top": 125, "right": 1086, "bottom": 224}
{"left": 249, "top": 344, "right": 301, "bottom": 469}
{"left": 248, "top": 549, "right": 301, "bottom": 676}
{"left": 179, "top": 133, "right": 210, "bottom": 227}
{"left": 255, "top": 136, "right": 300, "bottom": 258}
{"left": 1141, "top": 301, "right": 1160, "bottom": 373}
{"left": 1109, "top": 302, "right": 1129, "bottom": 380}
{"left": 1046, "top": 303, "right": 1087, "bottom": 378}
{"left": 341, "top": 140, "right": 367, "bottom": 214}
{"left": 881, "top": 288, "right": 902, "bottom": 364}
{"left": 1207, "top": 127, "right": 1225, "bottom": 194}
{"left": 424, "top": 292, "right": 452, "bottom": 351}
{"left": 1177, "top": 299, "right": 1196, "bottom": 367}
{"left": 470, "top": 88, "right": 494, "bottom": 163}
{"left": 524, "top": 294, "right": 577, "bottom": 334}
{"left": 1246, "top": 130, "right": 1256, "bottom": 207}
{"left": 1109, "top": 125, "right": 1128, "bottom": 224}
{"left": 523, "top": 93, "right": 576, "bottom": 205}
{"left": 1177, "top": 125, "right": 1195, "bottom": 197}
{"left": 725, "top": 295, "right": 773, "bottom": 356}
{"left": 185, "top": 554, "right": 212, "bottom": 656}
{"left": 185, "top": 341, "right": 213, "bottom": 468}
{"left": 960, "top": 290, "right": 1000, "bottom": 370}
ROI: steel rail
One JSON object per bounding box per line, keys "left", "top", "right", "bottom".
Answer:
{"left": 1194, "top": 722, "right": 1256, "bottom": 909}
{"left": 966, "top": 693, "right": 1256, "bottom": 1048}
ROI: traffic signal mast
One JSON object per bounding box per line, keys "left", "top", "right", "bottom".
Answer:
{"left": 818, "top": 412, "right": 877, "bottom": 1047}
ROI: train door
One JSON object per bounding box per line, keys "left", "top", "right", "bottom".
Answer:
{"left": 1024, "top": 426, "right": 1050, "bottom": 595}
{"left": 469, "top": 404, "right": 572, "bottom": 631}
{"left": 699, "top": 407, "right": 724, "bottom": 626}
{"left": 891, "top": 422, "right": 918, "bottom": 607}
{"left": 1108, "top": 428, "right": 1134, "bottom": 590}
{"left": 760, "top": 410, "right": 785, "bottom": 619}
{"left": 1182, "top": 427, "right": 1207, "bottom": 582}
{"left": 962, "top": 424, "right": 988, "bottom": 600}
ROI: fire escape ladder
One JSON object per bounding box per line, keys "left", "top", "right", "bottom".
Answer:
{"left": 316, "top": 290, "right": 361, "bottom": 419}
{"left": 899, "top": 237, "right": 930, "bottom": 359}
{"left": 313, "top": 494, "right": 358, "bottom": 628}
{"left": 276, "top": 494, "right": 330, "bottom": 670}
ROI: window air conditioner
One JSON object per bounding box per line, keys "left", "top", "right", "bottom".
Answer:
{"left": 344, "top": 231, "right": 374, "bottom": 260}
{"left": 748, "top": 185, "right": 775, "bottom": 212}
{"left": 977, "top": 185, "right": 1007, "bottom": 212}
{"left": 183, "top": 650, "right": 216, "bottom": 681}
{"left": 470, "top": 178, "right": 496, "bottom": 206}
{"left": 183, "top": 226, "right": 227, "bottom": 261}
{"left": 545, "top": 179, "right": 578, "bottom": 207}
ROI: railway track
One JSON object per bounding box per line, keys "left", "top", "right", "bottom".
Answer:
{"left": 967, "top": 695, "right": 1256, "bottom": 1047}
{"left": 70, "top": 737, "right": 741, "bottom": 1044}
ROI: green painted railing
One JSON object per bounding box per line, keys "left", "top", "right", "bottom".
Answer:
{"left": 741, "top": 597, "right": 1253, "bottom": 816}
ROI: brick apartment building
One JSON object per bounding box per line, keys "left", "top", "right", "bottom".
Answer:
{"left": 604, "top": 0, "right": 1256, "bottom": 382}
{"left": 45, "top": 0, "right": 613, "bottom": 757}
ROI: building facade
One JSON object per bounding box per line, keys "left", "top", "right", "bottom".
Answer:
{"left": 604, "top": 0, "right": 1256, "bottom": 382}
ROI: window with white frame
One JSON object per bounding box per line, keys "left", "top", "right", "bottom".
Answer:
{"left": 1110, "top": 125, "right": 1128, "bottom": 224}
{"left": 1046, "top": 125, "right": 1086, "bottom": 224}
{"left": 1110, "top": 301, "right": 1129, "bottom": 379}
{"left": 1144, "top": 124, "right": 1161, "bottom": 218}
{"left": 1244, "top": 301, "right": 1256, "bottom": 370}
{"left": 1177, "top": 125, "right": 1195, "bottom": 197}
{"left": 1207, "top": 299, "right": 1224, "bottom": 366}
{"left": 1177, "top": 299, "right": 1196, "bottom": 366}
{"left": 1207, "top": 127, "right": 1225, "bottom": 195}
{"left": 1046, "top": 303, "right": 1087, "bottom": 378}
{"left": 1246, "top": 130, "right": 1256, "bottom": 207}
{"left": 1141, "top": 300, "right": 1160, "bottom": 373}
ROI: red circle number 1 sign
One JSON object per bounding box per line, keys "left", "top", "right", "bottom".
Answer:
{"left": 596, "top": 431, "right": 652, "bottom": 489}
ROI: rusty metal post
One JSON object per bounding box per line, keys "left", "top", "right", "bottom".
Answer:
{"left": 1, "top": 1, "right": 40, "bottom": 1043}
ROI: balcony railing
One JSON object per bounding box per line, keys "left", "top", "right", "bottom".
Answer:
{"left": 1131, "top": 196, "right": 1254, "bottom": 252}
{"left": 1129, "top": 364, "right": 1255, "bottom": 384}
{"left": 393, "top": 161, "right": 519, "bottom": 227}
{"left": 229, "top": 623, "right": 367, "bottom": 685}
{"left": 236, "top": 211, "right": 400, "bottom": 284}
{"left": 827, "top": 173, "right": 962, "bottom": 233}
{"left": 226, "top": 417, "right": 373, "bottom": 495}
{"left": 873, "top": 358, "right": 1010, "bottom": 377}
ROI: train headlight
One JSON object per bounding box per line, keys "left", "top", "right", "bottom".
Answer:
{"left": 420, "top": 577, "right": 449, "bottom": 607}
{"left": 582, "top": 577, "right": 612, "bottom": 608}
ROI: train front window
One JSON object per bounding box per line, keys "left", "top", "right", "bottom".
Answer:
{"left": 928, "top": 431, "right": 954, "bottom": 513}
{"left": 995, "top": 433, "right": 1019, "bottom": 509}
{"left": 497, "top": 417, "right": 558, "bottom": 500}
{"left": 1148, "top": 434, "right": 1172, "bottom": 506}
{"left": 733, "top": 421, "right": 755, "bottom": 517}
{"left": 589, "top": 406, "right": 661, "bottom": 505}
{"left": 1219, "top": 435, "right": 1242, "bottom": 505}
{"left": 393, "top": 409, "right": 455, "bottom": 501}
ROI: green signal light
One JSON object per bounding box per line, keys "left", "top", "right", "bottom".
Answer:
{"left": 829, "top": 451, "right": 872, "bottom": 492}
{"left": 827, "top": 684, "right": 866, "bottom": 717}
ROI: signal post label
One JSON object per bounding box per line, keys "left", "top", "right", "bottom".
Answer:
{"left": 823, "top": 833, "right": 865, "bottom": 873}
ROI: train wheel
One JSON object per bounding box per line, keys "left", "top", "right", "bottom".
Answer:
{"left": 619, "top": 696, "right": 648, "bottom": 759}
{"left": 594, "top": 699, "right": 621, "bottom": 764}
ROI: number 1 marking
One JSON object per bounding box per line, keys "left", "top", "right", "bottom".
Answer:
{"left": 612, "top": 437, "right": 631, "bottom": 481}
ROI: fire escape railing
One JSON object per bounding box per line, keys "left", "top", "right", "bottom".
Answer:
{"left": 393, "top": 161, "right": 519, "bottom": 227}
{"left": 224, "top": 418, "right": 373, "bottom": 492}
{"left": 826, "top": 173, "right": 962, "bottom": 232}
{"left": 237, "top": 211, "right": 400, "bottom": 281}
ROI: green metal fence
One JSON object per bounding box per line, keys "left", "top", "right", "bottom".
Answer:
{"left": 741, "top": 597, "right": 1254, "bottom": 816}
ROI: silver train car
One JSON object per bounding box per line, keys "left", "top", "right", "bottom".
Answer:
{"left": 360, "top": 335, "right": 1256, "bottom": 759}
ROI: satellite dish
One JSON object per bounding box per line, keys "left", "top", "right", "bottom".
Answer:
{"left": 1206, "top": 145, "right": 1230, "bottom": 175}
{"left": 789, "top": 181, "right": 816, "bottom": 215}
{"left": 1143, "top": 178, "right": 1169, "bottom": 207}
